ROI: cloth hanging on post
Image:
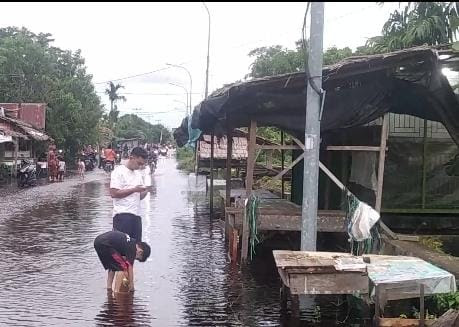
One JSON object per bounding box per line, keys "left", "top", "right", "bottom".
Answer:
{"left": 349, "top": 151, "right": 378, "bottom": 191}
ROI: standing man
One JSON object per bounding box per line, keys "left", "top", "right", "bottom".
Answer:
{"left": 110, "top": 147, "right": 152, "bottom": 242}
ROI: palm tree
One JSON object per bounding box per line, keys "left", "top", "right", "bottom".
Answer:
{"left": 105, "top": 81, "right": 126, "bottom": 126}
{"left": 370, "top": 2, "right": 459, "bottom": 53}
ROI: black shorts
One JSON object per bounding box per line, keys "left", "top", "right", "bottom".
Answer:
{"left": 94, "top": 243, "right": 127, "bottom": 271}
{"left": 113, "top": 213, "right": 142, "bottom": 242}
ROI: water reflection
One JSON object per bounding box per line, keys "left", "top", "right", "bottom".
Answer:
{"left": 95, "top": 292, "right": 153, "bottom": 326}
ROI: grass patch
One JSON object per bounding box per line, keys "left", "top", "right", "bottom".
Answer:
{"left": 419, "top": 236, "right": 444, "bottom": 253}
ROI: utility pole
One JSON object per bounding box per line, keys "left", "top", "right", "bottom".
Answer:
{"left": 301, "top": 2, "right": 324, "bottom": 251}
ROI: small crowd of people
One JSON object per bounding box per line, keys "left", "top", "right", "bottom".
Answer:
{"left": 47, "top": 145, "right": 66, "bottom": 182}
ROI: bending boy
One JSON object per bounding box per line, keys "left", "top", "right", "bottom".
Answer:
{"left": 94, "top": 230, "right": 151, "bottom": 291}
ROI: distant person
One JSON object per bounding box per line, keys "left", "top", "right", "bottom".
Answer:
{"left": 94, "top": 230, "right": 150, "bottom": 291}
{"left": 99, "top": 147, "right": 106, "bottom": 169}
{"left": 110, "top": 147, "right": 152, "bottom": 242}
{"left": 47, "top": 145, "right": 58, "bottom": 182}
{"left": 78, "top": 158, "right": 85, "bottom": 179}
{"left": 58, "top": 157, "right": 66, "bottom": 182}
{"left": 105, "top": 146, "right": 117, "bottom": 167}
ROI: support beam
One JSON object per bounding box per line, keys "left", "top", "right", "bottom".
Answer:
{"left": 266, "top": 150, "right": 273, "bottom": 170}
{"left": 255, "top": 145, "right": 301, "bottom": 150}
{"left": 281, "top": 131, "right": 285, "bottom": 199}
{"left": 326, "top": 146, "right": 382, "bottom": 152}
{"left": 210, "top": 132, "right": 215, "bottom": 218}
{"left": 422, "top": 119, "right": 428, "bottom": 209}
{"left": 13, "top": 137, "right": 19, "bottom": 177}
{"left": 242, "top": 120, "right": 257, "bottom": 263}
{"left": 225, "top": 128, "right": 233, "bottom": 241}
{"left": 273, "top": 153, "right": 305, "bottom": 180}
{"left": 375, "top": 114, "right": 389, "bottom": 213}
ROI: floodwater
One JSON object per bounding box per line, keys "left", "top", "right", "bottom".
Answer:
{"left": 0, "top": 158, "right": 364, "bottom": 326}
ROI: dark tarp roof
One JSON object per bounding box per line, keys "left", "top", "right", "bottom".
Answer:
{"left": 176, "top": 46, "right": 459, "bottom": 146}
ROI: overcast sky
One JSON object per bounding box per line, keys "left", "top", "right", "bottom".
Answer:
{"left": 1, "top": 2, "right": 402, "bottom": 129}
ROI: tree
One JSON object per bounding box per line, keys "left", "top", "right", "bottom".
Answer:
{"left": 105, "top": 81, "right": 126, "bottom": 126}
{"left": 0, "top": 27, "right": 104, "bottom": 160}
{"left": 369, "top": 2, "right": 459, "bottom": 53}
{"left": 116, "top": 114, "right": 172, "bottom": 144}
{"left": 247, "top": 41, "right": 355, "bottom": 79}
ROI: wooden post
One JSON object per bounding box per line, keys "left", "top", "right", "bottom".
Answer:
{"left": 324, "top": 151, "right": 332, "bottom": 209}
{"left": 194, "top": 136, "right": 200, "bottom": 174}
{"left": 13, "top": 137, "right": 19, "bottom": 177}
{"left": 374, "top": 284, "right": 380, "bottom": 327}
{"left": 225, "top": 129, "right": 233, "bottom": 242}
{"left": 421, "top": 119, "right": 428, "bottom": 209}
{"left": 266, "top": 150, "right": 273, "bottom": 170}
{"left": 420, "top": 284, "right": 425, "bottom": 327}
{"left": 375, "top": 114, "right": 389, "bottom": 212}
{"left": 241, "top": 120, "right": 257, "bottom": 263}
{"left": 210, "top": 132, "right": 215, "bottom": 218}
{"left": 281, "top": 131, "right": 285, "bottom": 199}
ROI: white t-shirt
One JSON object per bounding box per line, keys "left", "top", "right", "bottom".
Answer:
{"left": 110, "top": 164, "right": 144, "bottom": 216}
{"left": 58, "top": 161, "right": 66, "bottom": 171}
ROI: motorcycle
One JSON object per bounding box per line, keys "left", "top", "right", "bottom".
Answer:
{"left": 104, "top": 160, "right": 114, "bottom": 173}
{"left": 83, "top": 153, "right": 96, "bottom": 171}
{"left": 17, "top": 159, "right": 37, "bottom": 187}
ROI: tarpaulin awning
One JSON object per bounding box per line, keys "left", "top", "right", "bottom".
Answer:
{"left": 178, "top": 46, "right": 459, "bottom": 146}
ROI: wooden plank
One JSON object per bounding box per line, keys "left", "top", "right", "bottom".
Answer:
{"left": 378, "top": 318, "right": 434, "bottom": 327}
{"left": 255, "top": 144, "right": 301, "bottom": 150}
{"left": 231, "top": 209, "right": 346, "bottom": 232}
{"left": 375, "top": 114, "right": 389, "bottom": 212}
{"left": 273, "top": 250, "right": 355, "bottom": 269}
{"left": 326, "top": 145, "right": 382, "bottom": 151}
{"left": 242, "top": 120, "right": 257, "bottom": 263}
{"left": 288, "top": 272, "right": 369, "bottom": 295}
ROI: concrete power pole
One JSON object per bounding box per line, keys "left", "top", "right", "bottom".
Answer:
{"left": 301, "top": 2, "right": 325, "bottom": 251}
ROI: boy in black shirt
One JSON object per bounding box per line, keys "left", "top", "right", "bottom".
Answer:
{"left": 94, "top": 230, "right": 151, "bottom": 291}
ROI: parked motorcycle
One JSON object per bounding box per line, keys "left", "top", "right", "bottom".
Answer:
{"left": 17, "top": 159, "right": 37, "bottom": 187}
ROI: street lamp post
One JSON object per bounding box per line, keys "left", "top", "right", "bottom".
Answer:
{"left": 166, "top": 63, "right": 192, "bottom": 116}
{"left": 203, "top": 2, "right": 211, "bottom": 98}
{"left": 168, "top": 83, "right": 189, "bottom": 115}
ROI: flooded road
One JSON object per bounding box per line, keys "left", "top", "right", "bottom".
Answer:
{"left": 0, "top": 158, "right": 356, "bottom": 326}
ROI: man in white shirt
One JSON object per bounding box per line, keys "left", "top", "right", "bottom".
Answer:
{"left": 110, "top": 147, "right": 152, "bottom": 242}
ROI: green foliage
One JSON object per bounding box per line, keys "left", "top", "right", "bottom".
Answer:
{"left": 369, "top": 2, "right": 459, "bottom": 53}
{"left": 115, "top": 114, "right": 172, "bottom": 144}
{"left": 323, "top": 46, "right": 353, "bottom": 66}
{"left": 0, "top": 27, "right": 103, "bottom": 159}
{"left": 247, "top": 41, "right": 356, "bottom": 79}
{"left": 175, "top": 147, "right": 195, "bottom": 172}
{"left": 434, "top": 292, "right": 459, "bottom": 312}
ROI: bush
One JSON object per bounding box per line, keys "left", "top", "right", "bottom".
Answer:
{"left": 176, "top": 147, "right": 195, "bottom": 172}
